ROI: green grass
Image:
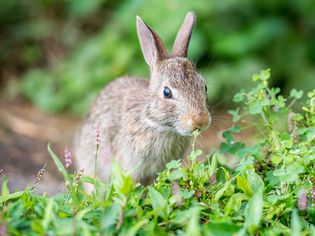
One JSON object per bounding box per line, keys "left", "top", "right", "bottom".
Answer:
{"left": 1, "top": 70, "right": 314, "bottom": 235}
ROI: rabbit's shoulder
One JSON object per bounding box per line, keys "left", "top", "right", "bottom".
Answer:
{"left": 99, "top": 76, "right": 148, "bottom": 98}
{"left": 89, "top": 76, "right": 148, "bottom": 112}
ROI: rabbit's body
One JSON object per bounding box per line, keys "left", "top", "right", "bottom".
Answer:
{"left": 76, "top": 75, "right": 189, "bottom": 183}
{"left": 75, "top": 12, "right": 211, "bottom": 185}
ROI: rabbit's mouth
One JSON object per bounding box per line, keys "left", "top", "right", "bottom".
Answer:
{"left": 143, "top": 114, "right": 211, "bottom": 136}
{"left": 176, "top": 126, "right": 209, "bottom": 137}
{"left": 176, "top": 113, "right": 212, "bottom": 136}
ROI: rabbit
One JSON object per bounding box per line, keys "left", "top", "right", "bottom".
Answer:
{"left": 74, "top": 11, "right": 211, "bottom": 185}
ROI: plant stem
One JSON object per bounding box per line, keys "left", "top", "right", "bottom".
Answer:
{"left": 94, "top": 146, "right": 99, "bottom": 178}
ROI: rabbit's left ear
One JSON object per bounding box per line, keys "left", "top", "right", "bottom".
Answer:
{"left": 136, "top": 16, "right": 168, "bottom": 68}
{"left": 172, "top": 11, "right": 196, "bottom": 58}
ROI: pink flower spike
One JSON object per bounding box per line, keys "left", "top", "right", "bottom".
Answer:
{"left": 64, "top": 148, "right": 72, "bottom": 169}
{"left": 298, "top": 189, "right": 308, "bottom": 211}
{"left": 95, "top": 125, "right": 100, "bottom": 147}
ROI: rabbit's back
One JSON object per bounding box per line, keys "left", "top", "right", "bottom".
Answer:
{"left": 75, "top": 76, "right": 150, "bottom": 181}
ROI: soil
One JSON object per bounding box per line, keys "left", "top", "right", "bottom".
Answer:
{"left": 0, "top": 100, "right": 241, "bottom": 195}
{"left": 0, "top": 101, "right": 80, "bottom": 195}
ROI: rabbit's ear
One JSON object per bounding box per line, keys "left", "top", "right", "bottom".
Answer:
{"left": 172, "top": 11, "right": 196, "bottom": 58}
{"left": 136, "top": 16, "right": 168, "bottom": 67}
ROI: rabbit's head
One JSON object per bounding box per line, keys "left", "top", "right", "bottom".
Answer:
{"left": 137, "top": 12, "right": 211, "bottom": 136}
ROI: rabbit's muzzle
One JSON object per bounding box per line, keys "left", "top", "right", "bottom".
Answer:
{"left": 178, "top": 112, "right": 211, "bottom": 135}
{"left": 191, "top": 113, "right": 211, "bottom": 131}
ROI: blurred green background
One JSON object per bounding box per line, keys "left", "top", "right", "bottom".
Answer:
{"left": 1, "top": 0, "right": 314, "bottom": 115}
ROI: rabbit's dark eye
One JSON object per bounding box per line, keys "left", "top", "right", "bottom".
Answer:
{"left": 205, "top": 85, "right": 208, "bottom": 93}
{"left": 163, "top": 87, "right": 172, "bottom": 98}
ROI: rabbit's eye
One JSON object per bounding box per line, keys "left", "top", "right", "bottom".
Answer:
{"left": 205, "top": 85, "right": 208, "bottom": 93}
{"left": 163, "top": 87, "right": 172, "bottom": 98}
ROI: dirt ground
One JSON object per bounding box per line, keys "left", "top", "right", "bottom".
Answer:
{"left": 0, "top": 100, "right": 235, "bottom": 195}
{"left": 0, "top": 101, "right": 80, "bottom": 195}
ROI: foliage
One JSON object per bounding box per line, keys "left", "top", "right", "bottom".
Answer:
{"left": 2, "top": 0, "right": 314, "bottom": 114}
{"left": 0, "top": 70, "right": 314, "bottom": 235}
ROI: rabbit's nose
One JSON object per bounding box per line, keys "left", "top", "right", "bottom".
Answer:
{"left": 191, "top": 114, "right": 210, "bottom": 131}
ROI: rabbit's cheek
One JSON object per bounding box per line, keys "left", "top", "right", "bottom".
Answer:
{"left": 155, "top": 101, "right": 176, "bottom": 121}
{"left": 175, "top": 115, "right": 195, "bottom": 135}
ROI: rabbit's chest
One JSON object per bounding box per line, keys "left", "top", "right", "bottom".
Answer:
{"left": 132, "top": 133, "right": 189, "bottom": 177}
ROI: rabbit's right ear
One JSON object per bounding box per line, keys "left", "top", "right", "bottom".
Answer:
{"left": 136, "top": 16, "right": 168, "bottom": 68}
{"left": 172, "top": 11, "right": 196, "bottom": 58}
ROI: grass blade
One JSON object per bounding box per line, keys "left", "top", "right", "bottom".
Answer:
{"left": 47, "top": 143, "right": 69, "bottom": 181}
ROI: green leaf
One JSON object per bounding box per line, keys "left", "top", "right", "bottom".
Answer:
{"left": 101, "top": 204, "right": 120, "bottom": 232}
{"left": 224, "top": 193, "right": 247, "bottom": 216}
{"left": 233, "top": 93, "right": 244, "bottom": 103}
{"left": 267, "top": 195, "right": 280, "bottom": 204}
{"left": 75, "top": 206, "right": 95, "bottom": 220}
{"left": 280, "top": 132, "right": 293, "bottom": 149}
{"left": 208, "top": 152, "right": 218, "bottom": 177}
{"left": 181, "top": 189, "right": 195, "bottom": 199}
{"left": 222, "top": 126, "right": 241, "bottom": 143}
{"left": 261, "top": 69, "right": 271, "bottom": 80}
{"left": 1, "top": 175, "right": 9, "bottom": 196}
{"left": 42, "top": 198, "right": 55, "bottom": 230}
{"left": 290, "top": 209, "right": 301, "bottom": 236}
{"left": 253, "top": 69, "right": 270, "bottom": 81}
{"left": 0, "top": 191, "right": 24, "bottom": 203}
{"left": 270, "top": 154, "right": 283, "bottom": 166}
{"left": 290, "top": 89, "right": 303, "bottom": 99}
{"left": 111, "top": 161, "right": 133, "bottom": 195}
{"left": 205, "top": 222, "right": 242, "bottom": 235}
{"left": 185, "top": 206, "right": 201, "bottom": 236}
{"left": 169, "top": 169, "right": 184, "bottom": 180}
{"left": 248, "top": 101, "right": 263, "bottom": 114}
{"left": 273, "top": 163, "right": 304, "bottom": 183}
{"left": 166, "top": 160, "right": 181, "bottom": 169}
{"left": 228, "top": 108, "right": 241, "bottom": 122}
{"left": 245, "top": 170, "right": 264, "bottom": 193}
{"left": 48, "top": 144, "right": 69, "bottom": 181}
{"left": 125, "top": 219, "right": 149, "bottom": 236}
{"left": 237, "top": 176, "right": 254, "bottom": 197}
{"left": 78, "top": 220, "right": 94, "bottom": 236}
{"left": 148, "top": 187, "right": 167, "bottom": 218}
{"left": 235, "top": 157, "right": 254, "bottom": 173}
{"left": 189, "top": 149, "right": 203, "bottom": 161}
{"left": 214, "top": 180, "right": 232, "bottom": 202}
{"left": 31, "top": 220, "right": 44, "bottom": 234}
{"left": 244, "top": 187, "right": 263, "bottom": 234}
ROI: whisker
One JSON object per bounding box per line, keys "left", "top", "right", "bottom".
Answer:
{"left": 211, "top": 115, "right": 231, "bottom": 120}
{"left": 211, "top": 118, "right": 232, "bottom": 128}
{"left": 209, "top": 123, "right": 223, "bottom": 133}
{"left": 209, "top": 97, "right": 234, "bottom": 109}
{"left": 211, "top": 109, "right": 230, "bottom": 114}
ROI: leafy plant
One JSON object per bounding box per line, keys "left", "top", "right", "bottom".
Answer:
{"left": 0, "top": 70, "right": 314, "bottom": 235}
